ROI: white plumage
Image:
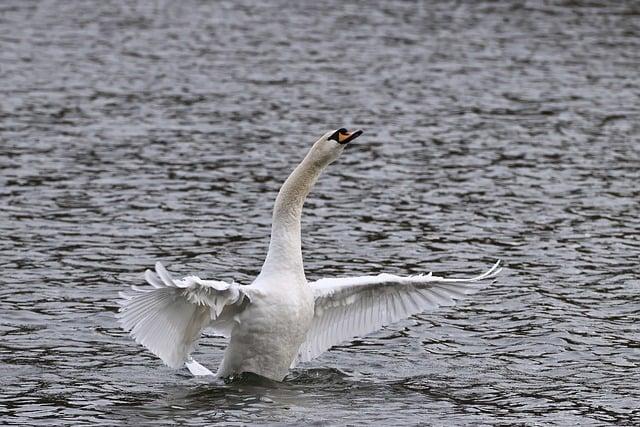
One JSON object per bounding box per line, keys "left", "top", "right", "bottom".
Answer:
{"left": 295, "top": 261, "right": 501, "bottom": 364}
{"left": 118, "top": 262, "right": 250, "bottom": 368}
{"left": 117, "top": 128, "right": 501, "bottom": 381}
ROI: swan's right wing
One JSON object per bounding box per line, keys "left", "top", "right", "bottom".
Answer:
{"left": 295, "top": 261, "right": 501, "bottom": 364}
{"left": 117, "top": 262, "right": 251, "bottom": 370}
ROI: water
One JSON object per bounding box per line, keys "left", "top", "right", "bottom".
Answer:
{"left": 1, "top": 1, "right": 639, "bottom": 425}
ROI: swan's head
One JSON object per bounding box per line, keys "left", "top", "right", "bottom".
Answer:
{"left": 309, "top": 128, "right": 363, "bottom": 166}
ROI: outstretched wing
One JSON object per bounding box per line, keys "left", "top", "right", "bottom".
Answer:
{"left": 295, "top": 260, "right": 501, "bottom": 364}
{"left": 117, "top": 262, "right": 251, "bottom": 369}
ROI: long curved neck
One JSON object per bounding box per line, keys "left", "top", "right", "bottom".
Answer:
{"left": 260, "top": 151, "right": 324, "bottom": 278}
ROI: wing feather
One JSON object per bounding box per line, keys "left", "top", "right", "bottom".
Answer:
{"left": 117, "top": 262, "right": 251, "bottom": 369}
{"left": 295, "top": 260, "right": 501, "bottom": 364}
{"left": 144, "top": 269, "right": 165, "bottom": 289}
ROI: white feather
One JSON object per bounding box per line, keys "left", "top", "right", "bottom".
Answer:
{"left": 116, "top": 130, "right": 502, "bottom": 381}
{"left": 294, "top": 260, "right": 501, "bottom": 364}
{"left": 116, "top": 262, "right": 250, "bottom": 369}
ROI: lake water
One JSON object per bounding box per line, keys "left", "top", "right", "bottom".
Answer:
{"left": 1, "top": 1, "right": 639, "bottom": 425}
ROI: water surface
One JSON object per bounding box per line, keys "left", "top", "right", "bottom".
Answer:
{"left": 1, "top": 1, "right": 639, "bottom": 425}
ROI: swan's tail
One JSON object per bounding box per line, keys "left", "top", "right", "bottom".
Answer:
{"left": 185, "top": 357, "right": 215, "bottom": 376}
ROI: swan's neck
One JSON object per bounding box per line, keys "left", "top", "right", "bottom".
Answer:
{"left": 260, "top": 153, "right": 324, "bottom": 279}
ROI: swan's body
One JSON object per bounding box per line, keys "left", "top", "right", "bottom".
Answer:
{"left": 117, "top": 129, "right": 501, "bottom": 381}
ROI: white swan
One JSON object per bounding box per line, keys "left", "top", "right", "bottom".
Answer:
{"left": 117, "top": 128, "right": 501, "bottom": 381}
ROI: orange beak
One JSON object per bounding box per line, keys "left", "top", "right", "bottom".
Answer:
{"left": 330, "top": 128, "right": 363, "bottom": 145}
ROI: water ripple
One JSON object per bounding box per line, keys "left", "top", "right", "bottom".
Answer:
{"left": 1, "top": 0, "right": 639, "bottom": 425}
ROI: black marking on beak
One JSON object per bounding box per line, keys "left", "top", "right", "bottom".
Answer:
{"left": 328, "top": 128, "right": 363, "bottom": 145}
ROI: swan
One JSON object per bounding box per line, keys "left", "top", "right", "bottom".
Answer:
{"left": 117, "top": 128, "right": 501, "bottom": 381}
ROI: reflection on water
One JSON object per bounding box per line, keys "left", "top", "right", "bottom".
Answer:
{"left": 1, "top": 0, "right": 639, "bottom": 425}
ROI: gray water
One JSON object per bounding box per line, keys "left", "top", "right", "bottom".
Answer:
{"left": 1, "top": 1, "right": 639, "bottom": 425}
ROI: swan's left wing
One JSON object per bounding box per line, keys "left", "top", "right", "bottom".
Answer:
{"left": 117, "top": 262, "right": 251, "bottom": 373}
{"left": 294, "top": 260, "right": 501, "bottom": 365}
